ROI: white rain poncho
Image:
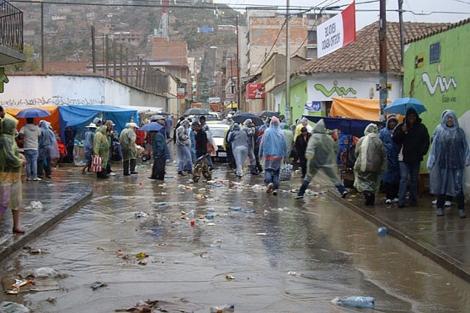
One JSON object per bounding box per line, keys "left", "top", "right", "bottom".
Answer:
{"left": 228, "top": 124, "right": 249, "bottom": 176}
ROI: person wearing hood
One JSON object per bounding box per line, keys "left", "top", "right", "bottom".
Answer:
{"left": 243, "top": 119, "right": 258, "bottom": 175}
{"left": 259, "top": 117, "right": 287, "bottom": 194}
{"left": 82, "top": 123, "right": 97, "bottom": 174}
{"left": 150, "top": 117, "right": 170, "bottom": 180}
{"left": 37, "top": 120, "right": 57, "bottom": 179}
{"left": 294, "top": 126, "right": 311, "bottom": 178}
{"left": 294, "top": 117, "right": 312, "bottom": 141}
{"left": 296, "top": 119, "right": 348, "bottom": 199}
{"left": 379, "top": 115, "right": 400, "bottom": 204}
{"left": 353, "top": 123, "right": 387, "bottom": 206}
{"left": 93, "top": 125, "right": 110, "bottom": 179}
{"left": 176, "top": 119, "right": 193, "bottom": 175}
{"left": 19, "top": 118, "right": 41, "bottom": 181}
{"left": 427, "top": 110, "right": 469, "bottom": 218}
{"left": 393, "top": 108, "right": 430, "bottom": 207}
{"left": 228, "top": 123, "right": 249, "bottom": 178}
{"left": 0, "top": 118, "right": 26, "bottom": 234}
{"left": 119, "top": 122, "right": 138, "bottom": 176}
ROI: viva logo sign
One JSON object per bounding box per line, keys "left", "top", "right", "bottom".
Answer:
{"left": 422, "top": 72, "right": 457, "bottom": 95}
{"left": 314, "top": 81, "right": 357, "bottom": 97}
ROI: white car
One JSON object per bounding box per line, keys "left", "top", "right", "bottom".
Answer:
{"left": 206, "top": 121, "right": 230, "bottom": 161}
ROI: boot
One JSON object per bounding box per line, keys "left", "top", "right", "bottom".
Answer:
{"left": 295, "top": 181, "right": 310, "bottom": 199}
{"left": 250, "top": 165, "right": 258, "bottom": 175}
{"left": 130, "top": 159, "right": 138, "bottom": 174}
{"left": 123, "top": 160, "right": 130, "bottom": 176}
{"left": 149, "top": 161, "right": 158, "bottom": 179}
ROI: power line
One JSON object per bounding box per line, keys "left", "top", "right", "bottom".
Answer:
{"left": 252, "top": 18, "right": 287, "bottom": 74}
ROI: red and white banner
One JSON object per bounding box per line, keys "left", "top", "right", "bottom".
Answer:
{"left": 317, "top": 1, "right": 356, "bottom": 58}
{"left": 246, "top": 83, "right": 265, "bottom": 99}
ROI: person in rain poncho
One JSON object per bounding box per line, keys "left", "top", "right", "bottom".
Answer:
{"left": 294, "top": 117, "right": 312, "bottom": 141}
{"left": 19, "top": 118, "right": 40, "bottom": 181}
{"left": 294, "top": 127, "right": 311, "bottom": 178}
{"left": 150, "top": 117, "right": 170, "bottom": 180}
{"left": 296, "top": 119, "right": 348, "bottom": 199}
{"left": 427, "top": 110, "right": 469, "bottom": 218}
{"left": 353, "top": 123, "right": 387, "bottom": 206}
{"left": 0, "top": 118, "right": 26, "bottom": 234}
{"left": 37, "top": 120, "right": 57, "bottom": 179}
{"left": 379, "top": 115, "right": 400, "bottom": 204}
{"left": 93, "top": 125, "right": 111, "bottom": 179}
{"left": 259, "top": 117, "right": 287, "bottom": 194}
{"left": 119, "top": 122, "right": 138, "bottom": 176}
{"left": 393, "top": 108, "right": 430, "bottom": 207}
{"left": 82, "top": 123, "right": 97, "bottom": 174}
{"left": 228, "top": 123, "right": 249, "bottom": 178}
{"left": 282, "top": 124, "right": 294, "bottom": 163}
{"left": 176, "top": 119, "right": 193, "bottom": 175}
{"left": 243, "top": 119, "right": 258, "bottom": 175}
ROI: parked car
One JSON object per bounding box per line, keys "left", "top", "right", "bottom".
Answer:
{"left": 207, "top": 121, "right": 230, "bottom": 162}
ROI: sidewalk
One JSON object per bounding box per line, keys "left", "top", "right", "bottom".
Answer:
{"left": 0, "top": 179, "right": 92, "bottom": 263}
{"left": 334, "top": 191, "right": 470, "bottom": 282}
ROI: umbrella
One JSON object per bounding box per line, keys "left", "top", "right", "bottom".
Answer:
{"left": 384, "top": 98, "right": 426, "bottom": 115}
{"left": 232, "top": 113, "right": 264, "bottom": 126}
{"left": 258, "top": 111, "right": 280, "bottom": 118}
{"left": 140, "top": 122, "right": 163, "bottom": 132}
{"left": 16, "top": 108, "right": 50, "bottom": 119}
{"left": 184, "top": 108, "right": 209, "bottom": 116}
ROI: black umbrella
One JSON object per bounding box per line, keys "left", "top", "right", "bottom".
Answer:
{"left": 184, "top": 108, "right": 209, "bottom": 116}
{"left": 232, "top": 113, "right": 264, "bottom": 126}
{"left": 258, "top": 111, "right": 280, "bottom": 118}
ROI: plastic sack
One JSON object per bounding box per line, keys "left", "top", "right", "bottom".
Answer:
{"left": 32, "top": 267, "right": 59, "bottom": 278}
{"left": 332, "top": 296, "right": 375, "bottom": 309}
{"left": 280, "top": 164, "right": 293, "bottom": 181}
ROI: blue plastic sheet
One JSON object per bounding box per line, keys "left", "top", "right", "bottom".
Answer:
{"left": 303, "top": 116, "right": 383, "bottom": 138}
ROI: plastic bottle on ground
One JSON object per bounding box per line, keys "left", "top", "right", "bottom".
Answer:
{"left": 332, "top": 296, "right": 375, "bottom": 308}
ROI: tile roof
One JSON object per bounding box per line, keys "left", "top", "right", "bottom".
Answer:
{"left": 296, "top": 21, "right": 449, "bottom": 75}
{"left": 405, "top": 18, "right": 470, "bottom": 44}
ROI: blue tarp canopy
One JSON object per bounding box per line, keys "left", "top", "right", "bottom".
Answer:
{"left": 59, "top": 105, "right": 139, "bottom": 136}
{"left": 303, "top": 116, "right": 383, "bottom": 137}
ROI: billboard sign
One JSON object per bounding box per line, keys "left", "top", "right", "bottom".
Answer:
{"left": 246, "top": 83, "right": 265, "bottom": 99}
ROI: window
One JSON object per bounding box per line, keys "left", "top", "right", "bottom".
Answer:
{"left": 308, "top": 30, "right": 317, "bottom": 44}
{"left": 429, "top": 42, "right": 440, "bottom": 64}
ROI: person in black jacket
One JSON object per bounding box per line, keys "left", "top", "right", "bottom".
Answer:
{"left": 193, "top": 121, "right": 208, "bottom": 158}
{"left": 393, "top": 108, "right": 430, "bottom": 208}
{"left": 294, "top": 127, "right": 311, "bottom": 178}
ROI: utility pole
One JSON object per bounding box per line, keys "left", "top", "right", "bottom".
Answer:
{"left": 119, "top": 44, "right": 123, "bottom": 81}
{"left": 285, "top": 0, "right": 291, "bottom": 124}
{"left": 105, "top": 35, "right": 109, "bottom": 76}
{"left": 125, "top": 47, "right": 129, "bottom": 83}
{"left": 379, "top": 0, "right": 387, "bottom": 118}
{"left": 91, "top": 26, "right": 96, "bottom": 73}
{"left": 112, "top": 41, "right": 117, "bottom": 78}
{"left": 236, "top": 15, "right": 241, "bottom": 109}
{"left": 40, "top": 2, "right": 45, "bottom": 71}
{"left": 398, "top": 0, "right": 405, "bottom": 97}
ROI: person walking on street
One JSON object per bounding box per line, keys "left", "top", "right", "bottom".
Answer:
{"left": 93, "top": 125, "right": 110, "bottom": 179}
{"left": 228, "top": 123, "right": 249, "bottom": 178}
{"left": 282, "top": 124, "right": 294, "bottom": 163}
{"left": 259, "top": 117, "right": 287, "bottom": 195}
{"left": 105, "top": 120, "right": 117, "bottom": 175}
{"left": 150, "top": 117, "right": 170, "bottom": 180}
{"left": 20, "top": 118, "right": 41, "bottom": 181}
{"left": 37, "top": 120, "right": 56, "bottom": 179}
{"left": 243, "top": 119, "right": 258, "bottom": 175}
{"left": 379, "top": 115, "right": 400, "bottom": 204}
{"left": 176, "top": 120, "right": 192, "bottom": 176}
{"left": 120, "top": 122, "right": 138, "bottom": 176}
{"left": 296, "top": 119, "right": 348, "bottom": 199}
{"left": 82, "top": 123, "right": 97, "bottom": 174}
{"left": 353, "top": 123, "right": 387, "bottom": 206}
{"left": 428, "top": 110, "right": 469, "bottom": 218}
{"left": 194, "top": 121, "right": 209, "bottom": 159}
{"left": 199, "top": 115, "right": 214, "bottom": 170}
{"left": 0, "top": 117, "right": 26, "bottom": 234}
{"left": 393, "top": 108, "right": 430, "bottom": 208}
{"left": 294, "top": 127, "right": 311, "bottom": 178}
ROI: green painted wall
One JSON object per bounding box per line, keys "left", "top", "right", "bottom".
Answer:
{"left": 404, "top": 23, "right": 470, "bottom": 131}
{"left": 278, "top": 80, "right": 308, "bottom": 123}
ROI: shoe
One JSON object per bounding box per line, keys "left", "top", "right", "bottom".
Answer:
{"left": 178, "top": 171, "right": 186, "bottom": 176}
{"left": 432, "top": 199, "right": 437, "bottom": 206}
{"left": 392, "top": 198, "right": 399, "bottom": 203}
{"left": 33, "top": 177, "right": 42, "bottom": 181}
{"left": 272, "top": 190, "right": 278, "bottom": 196}
{"left": 459, "top": 209, "right": 466, "bottom": 219}
{"left": 385, "top": 199, "right": 392, "bottom": 204}
{"left": 294, "top": 194, "right": 304, "bottom": 199}
{"left": 436, "top": 207, "right": 444, "bottom": 216}
{"left": 123, "top": 173, "right": 130, "bottom": 176}
{"left": 341, "top": 190, "right": 348, "bottom": 198}
{"left": 12, "top": 228, "right": 25, "bottom": 234}
{"left": 131, "top": 172, "right": 138, "bottom": 175}
{"left": 445, "top": 201, "right": 452, "bottom": 207}
{"left": 266, "top": 183, "right": 274, "bottom": 194}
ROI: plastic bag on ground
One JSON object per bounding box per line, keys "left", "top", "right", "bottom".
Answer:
{"left": 332, "top": 296, "right": 375, "bottom": 308}
{"left": 210, "top": 304, "right": 235, "bottom": 312}
{"left": 0, "top": 302, "right": 30, "bottom": 313}
{"left": 32, "top": 267, "right": 59, "bottom": 279}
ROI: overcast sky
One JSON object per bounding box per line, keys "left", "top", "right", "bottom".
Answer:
{"left": 216, "top": 0, "right": 470, "bottom": 29}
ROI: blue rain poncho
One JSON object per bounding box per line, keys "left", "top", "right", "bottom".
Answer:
{"left": 354, "top": 123, "right": 387, "bottom": 192}
{"left": 427, "top": 110, "right": 470, "bottom": 196}
{"left": 379, "top": 115, "right": 400, "bottom": 184}
{"left": 259, "top": 119, "right": 287, "bottom": 171}
{"left": 38, "top": 120, "right": 57, "bottom": 158}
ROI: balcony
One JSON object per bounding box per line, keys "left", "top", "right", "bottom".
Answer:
{"left": 0, "top": 0, "right": 24, "bottom": 66}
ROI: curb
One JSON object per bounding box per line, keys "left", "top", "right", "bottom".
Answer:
{"left": 0, "top": 189, "right": 93, "bottom": 263}
{"left": 330, "top": 192, "right": 470, "bottom": 283}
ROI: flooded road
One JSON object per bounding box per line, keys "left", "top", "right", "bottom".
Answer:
{"left": 1, "top": 163, "right": 469, "bottom": 312}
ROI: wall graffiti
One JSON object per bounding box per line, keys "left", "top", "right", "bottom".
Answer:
{"left": 314, "top": 81, "right": 357, "bottom": 97}
{"left": 421, "top": 72, "right": 457, "bottom": 95}
{"left": 0, "top": 96, "right": 105, "bottom": 107}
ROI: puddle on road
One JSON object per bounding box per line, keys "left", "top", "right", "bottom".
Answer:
{"left": 0, "top": 165, "right": 469, "bottom": 313}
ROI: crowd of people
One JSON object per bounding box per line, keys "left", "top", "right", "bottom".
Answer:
{"left": 0, "top": 104, "right": 469, "bottom": 235}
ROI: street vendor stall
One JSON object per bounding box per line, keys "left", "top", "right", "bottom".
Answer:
{"left": 5, "top": 105, "right": 60, "bottom": 133}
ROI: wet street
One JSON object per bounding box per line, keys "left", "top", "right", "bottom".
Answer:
{"left": 1, "top": 162, "right": 469, "bottom": 313}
